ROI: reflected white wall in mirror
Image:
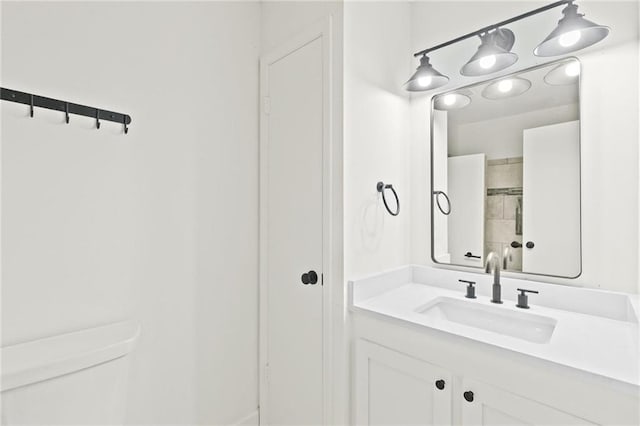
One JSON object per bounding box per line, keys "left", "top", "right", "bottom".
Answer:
{"left": 431, "top": 58, "right": 581, "bottom": 279}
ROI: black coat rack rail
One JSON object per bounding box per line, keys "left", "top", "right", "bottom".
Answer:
{"left": 0, "top": 87, "right": 132, "bottom": 134}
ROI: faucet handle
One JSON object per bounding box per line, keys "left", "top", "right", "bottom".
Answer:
{"left": 459, "top": 279, "right": 476, "bottom": 299}
{"left": 516, "top": 288, "right": 539, "bottom": 309}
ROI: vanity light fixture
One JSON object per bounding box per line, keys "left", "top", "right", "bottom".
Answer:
{"left": 433, "top": 93, "right": 472, "bottom": 110}
{"left": 460, "top": 28, "right": 518, "bottom": 76}
{"left": 407, "top": 0, "right": 608, "bottom": 92}
{"left": 534, "top": 2, "right": 610, "bottom": 57}
{"left": 544, "top": 60, "right": 581, "bottom": 85}
{"left": 482, "top": 77, "right": 531, "bottom": 100}
{"left": 404, "top": 54, "right": 449, "bottom": 92}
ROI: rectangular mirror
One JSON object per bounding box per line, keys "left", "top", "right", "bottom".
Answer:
{"left": 431, "top": 58, "right": 581, "bottom": 279}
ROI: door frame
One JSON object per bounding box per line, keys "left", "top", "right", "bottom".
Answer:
{"left": 259, "top": 17, "right": 338, "bottom": 425}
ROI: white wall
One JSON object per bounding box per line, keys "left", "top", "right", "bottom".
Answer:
{"left": 343, "top": 4, "right": 412, "bottom": 423}
{"left": 410, "top": 1, "right": 639, "bottom": 293}
{"left": 450, "top": 103, "right": 579, "bottom": 159}
{"left": 344, "top": 1, "right": 412, "bottom": 279}
{"left": 1, "top": 2, "right": 260, "bottom": 424}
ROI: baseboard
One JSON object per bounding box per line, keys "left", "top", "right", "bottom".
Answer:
{"left": 232, "top": 410, "right": 259, "bottom": 426}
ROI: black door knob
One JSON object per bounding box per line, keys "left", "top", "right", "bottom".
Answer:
{"left": 301, "top": 271, "right": 318, "bottom": 285}
{"left": 463, "top": 391, "right": 474, "bottom": 402}
{"left": 435, "top": 379, "right": 445, "bottom": 390}
{"left": 525, "top": 241, "right": 535, "bottom": 249}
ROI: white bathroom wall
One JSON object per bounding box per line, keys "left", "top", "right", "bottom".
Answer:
{"left": 449, "top": 103, "right": 579, "bottom": 159}
{"left": 410, "top": 1, "right": 639, "bottom": 293}
{"left": 344, "top": 1, "right": 412, "bottom": 279}
{"left": 342, "top": 3, "right": 413, "bottom": 424}
{"left": 1, "top": 2, "right": 260, "bottom": 424}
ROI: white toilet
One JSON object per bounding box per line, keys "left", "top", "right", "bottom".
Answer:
{"left": 1, "top": 321, "right": 140, "bottom": 425}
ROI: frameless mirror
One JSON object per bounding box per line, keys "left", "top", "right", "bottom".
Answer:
{"left": 431, "top": 58, "right": 581, "bottom": 278}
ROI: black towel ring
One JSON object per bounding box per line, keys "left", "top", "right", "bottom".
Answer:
{"left": 377, "top": 181, "right": 400, "bottom": 216}
{"left": 433, "top": 190, "right": 451, "bottom": 215}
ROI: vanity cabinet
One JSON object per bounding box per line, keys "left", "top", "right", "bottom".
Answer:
{"left": 355, "top": 339, "right": 601, "bottom": 426}
{"left": 350, "top": 266, "right": 639, "bottom": 425}
{"left": 461, "top": 378, "right": 596, "bottom": 426}
{"left": 354, "top": 340, "right": 452, "bottom": 425}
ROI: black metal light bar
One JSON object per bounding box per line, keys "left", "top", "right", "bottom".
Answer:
{"left": 413, "top": 0, "right": 572, "bottom": 57}
{"left": 1, "top": 87, "right": 132, "bottom": 133}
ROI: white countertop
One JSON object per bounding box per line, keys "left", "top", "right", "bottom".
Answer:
{"left": 349, "top": 265, "right": 640, "bottom": 389}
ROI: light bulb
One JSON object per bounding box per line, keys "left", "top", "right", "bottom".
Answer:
{"left": 479, "top": 55, "right": 497, "bottom": 69}
{"left": 498, "top": 80, "right": 513, "bottom": 93}
{"left": 418, "top": 76, "right": 432, "bottom": 88}
{"left": 559, "top": 30, "right": 581, "bottom": 47}
{"left": 565, "top": 62, "right": 580, "bottom": 77}
{"left": 443, "top": 94, "right": 456, "bottom": 106}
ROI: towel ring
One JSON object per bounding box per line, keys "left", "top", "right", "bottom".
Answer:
{"left": 377, "top": 181, "right": 400, "bottom": 216}
{"left": 433, "top": 190, "right": 451, "bottom": 215}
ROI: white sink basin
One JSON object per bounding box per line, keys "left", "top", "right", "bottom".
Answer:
{"left": 417, "top": 297, "right": 557, "bottom": 344}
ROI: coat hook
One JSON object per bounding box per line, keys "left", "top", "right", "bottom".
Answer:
{"left": 123, "top": 115, "right": 128, "bottom": 134}
{"left": 95, "top": 110, "right": 101, "bottom": 129}
{"left": 64, "top": 102, "right": 70, "bottom": 124}
{"left": 29, "top": 94, "right": 34, "bottom": 117}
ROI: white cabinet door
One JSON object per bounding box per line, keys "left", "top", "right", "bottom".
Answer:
{"left": 448, "top": 154, "right": 486, "bottom": 266}
{"left": 461, "top": 379, "right": 597, "bottom": 426}
{"left": 522, "top": 121, "right": 580, "bottom": 277}
{"left": 355, "top": 340, "right": 452, "bottom": 426}
{"left": 433, "top": 110, "right": 450, "bottom": 263}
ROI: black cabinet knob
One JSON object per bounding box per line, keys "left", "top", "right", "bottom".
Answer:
{"left": 525, "top": 241, "right": 535, "bottom": 249}
{"left": 435, "top": 379, "right": 445, "bottom": 390}
{"left": 511, "top": 241, "right": 522, "bottom": 248}
{"left": 463, "top": 391, "right": 474, "bottom": 402}
{"left": 301, "top": 270, "right": 318, "bottom": 285}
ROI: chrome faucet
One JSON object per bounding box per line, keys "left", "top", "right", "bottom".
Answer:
{"left": 485, "top": 252, "right": 503, "bottom": 304}
{"left": 502, "top": 246, "right": 512, "bottom": 270}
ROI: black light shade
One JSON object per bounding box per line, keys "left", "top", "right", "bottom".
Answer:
{"left": 534, "top": 3, "right": 610, "bottom": 57}
{"left": 404, "top": 55, "right": 449, "bottom": 92}
{"left": 460, "top": 29, "right": 518, "bottom": 76}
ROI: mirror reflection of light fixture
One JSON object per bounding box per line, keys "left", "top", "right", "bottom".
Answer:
{"left": 544, "top": 60, "right": 581, "bottom": 85}
{"left": 460, "top": 28, "right": 518, "bottom": 76}
{"left": 404, "top": 55, "right": 449, "bottom": 92}
{"left": 534, "top": 2, "right": 609, "bottom": 56}
{"left": 434, "top": 93, "right": 472, "bottom": 110}
{"left": 482, "top": 77, "right": 531, "bottom": 100}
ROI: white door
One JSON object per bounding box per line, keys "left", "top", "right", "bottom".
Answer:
{"left": 432, "top": 110, "right": 450, "bottom": 263}
{"left": 447, "top": 154, "right": 486, "bottom": 266}
{"left": 461, "top": 378, "right": 596, "bottom": 425}
{"left": 355, "top": 340, "right": 452, "bottom": 426}
{"left": 523, "top": 121, "right": 580, "bottom": 277}
{"left": 260, "top": 24, "right": 329, "bottom": 425}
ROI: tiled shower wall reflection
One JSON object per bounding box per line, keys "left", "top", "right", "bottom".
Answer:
{"left": 485, "top": 157, "right": 523, "bottom": 271}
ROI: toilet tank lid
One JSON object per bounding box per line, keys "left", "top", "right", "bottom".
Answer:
{"left": 1, "top": 321, "right": 141, "bottom": 392}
